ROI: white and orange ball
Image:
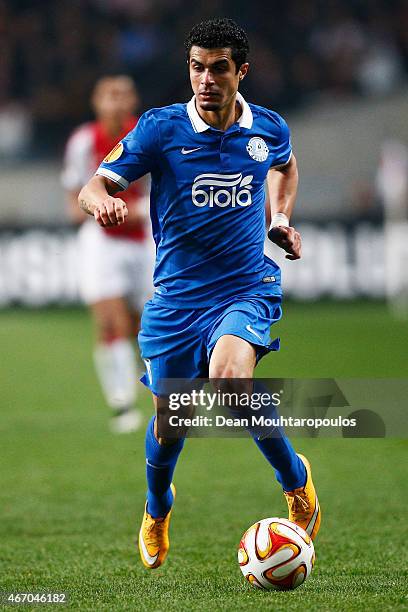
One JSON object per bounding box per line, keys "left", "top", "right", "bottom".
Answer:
{"left": 238, "top": 517, "right": 315, "bottom": 590}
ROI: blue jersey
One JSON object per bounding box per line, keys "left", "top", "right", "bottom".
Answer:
{"left": 96, "top": 92, "right": 292, "bottom": 308}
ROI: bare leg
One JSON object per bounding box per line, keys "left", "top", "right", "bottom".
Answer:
{"left": 209, "top": 334, "right": 256, "bottom": 379}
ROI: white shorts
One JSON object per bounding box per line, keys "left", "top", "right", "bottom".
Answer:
{"left": 76, "top": 221, "right": 155, "bottom": 310}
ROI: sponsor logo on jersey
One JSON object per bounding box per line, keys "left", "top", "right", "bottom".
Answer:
{"left": 181, "top": 146, "right": 203, "bottom": 155}
{"left": 192, "top": 173, "right": 253, "bottom": 208}
{"left": 246, "top": 137, "right": 269, "bottom": 162}
{"left": 103, "top": 142, "right": 124, "bottom": 163}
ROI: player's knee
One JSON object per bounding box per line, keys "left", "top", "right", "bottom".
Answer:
{"left": 94, "top": 314, "right": 130, "bottom": 343}
{"left": 96, "top": 319, "right": 114, "bottom": 343}
{"left": 209, "top": 361, "right": 252, "bottom": 380}
{"left": 209, "top": 369, "right": 253, "bottom": 413}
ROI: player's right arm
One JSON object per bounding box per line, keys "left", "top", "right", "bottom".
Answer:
{"left": 78, "top": 175, "right": 128, "bottom": 227}
{"left": 79, "top": 110, "right": 160, "bottom": 227}
{"left": 66, "top": 190, "right": 87, "bottom": 224}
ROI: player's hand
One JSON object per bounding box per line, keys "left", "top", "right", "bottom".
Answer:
{"left": 93, "top": 196, "right": 128, "bottom": 227}
{"left": 268, "top": 225, "right": 302, "bottom": 260}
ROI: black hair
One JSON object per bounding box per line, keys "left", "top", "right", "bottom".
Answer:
{"left": 184, "top": 18, "right": 249, "bottom": 73}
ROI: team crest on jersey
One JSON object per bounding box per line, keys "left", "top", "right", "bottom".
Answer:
{"left": 103, "top": 142, "right": 124, "bottom": 163}
{"left": 246, "top": 137, "right": 269, "bottom": 162}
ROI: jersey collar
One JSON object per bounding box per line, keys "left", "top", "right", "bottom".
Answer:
{"left": 186, "top": 91, "right": 253, "bottom": 133}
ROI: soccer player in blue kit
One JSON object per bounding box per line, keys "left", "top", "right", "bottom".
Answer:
{"left": 79, "top": 18, "right": 321, "bottom": 569}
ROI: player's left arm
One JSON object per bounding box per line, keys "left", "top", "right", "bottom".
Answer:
{"left": 267, "top": 154, "right": 301, "bottom": 260}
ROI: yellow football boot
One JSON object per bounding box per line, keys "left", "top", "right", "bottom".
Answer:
{"left": 284, "top": 454, "right": 321, "bottom": 540}
{"left": 138, "top": 484, "right": 176, "bottom": 569}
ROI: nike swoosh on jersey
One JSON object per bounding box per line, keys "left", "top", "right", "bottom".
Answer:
{"left": 139, "top": 531, "right": 159, "bottom": 566}
{"left": 246, "top": 324, "right": 263, "bottom": 342}
{"left": 181, "top": 146, "right": 203, "bottom": 155}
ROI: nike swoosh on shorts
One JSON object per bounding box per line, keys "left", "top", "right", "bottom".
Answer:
{"left": 246, "top": 324, "right": 263, "bottom": 342}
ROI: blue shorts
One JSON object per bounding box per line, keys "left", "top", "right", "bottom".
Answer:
{"left": 138, "top": 295, "right": 282, "bottom": 396}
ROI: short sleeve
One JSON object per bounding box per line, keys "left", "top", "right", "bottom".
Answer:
{"left": 96, "top": 110, "right": 159, "bottom": 190}
{"left": 270, "top": 114, "right": 292, "bottom": 168}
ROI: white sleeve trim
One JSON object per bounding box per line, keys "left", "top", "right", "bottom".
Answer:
{"left": 270, "top": 150, "right": 293, "bottom": 169}
{"left": 95, "top": 168, "right": 129, "bottom": 190}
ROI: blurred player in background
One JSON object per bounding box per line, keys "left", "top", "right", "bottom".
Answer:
{"left": 376, "top": 139, "right": 408, "bottom": 318}
{"left": 62, "top": 75, "right": 153, "bottom": 433}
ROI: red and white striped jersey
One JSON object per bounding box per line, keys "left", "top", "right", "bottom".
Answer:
{"left": 62, "top": 117, "right": 146, "bottom": 241}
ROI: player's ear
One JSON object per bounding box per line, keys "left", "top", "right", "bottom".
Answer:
{"left": 238, "top": 63, "right": 249, "bottom": 81}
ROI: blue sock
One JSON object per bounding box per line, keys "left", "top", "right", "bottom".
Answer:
{"left": 248, "top": 383, "right": 306, "bottom": 491}
{"left": 145, "top": 416, "right": 185, "bottom": 518}
{"left": 252, "top": 435, "right": 306, "bottom": 491}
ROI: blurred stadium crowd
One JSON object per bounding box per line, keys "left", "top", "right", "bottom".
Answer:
{"left": 1, "top": 0, "right": 408, "bottom": 157}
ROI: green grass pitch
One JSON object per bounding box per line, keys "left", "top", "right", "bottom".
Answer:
{"left": 1, "top": 302, "right": 407, "bottom": 611}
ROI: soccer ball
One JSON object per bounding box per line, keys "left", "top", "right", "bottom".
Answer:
{"left": 238, "top": 517, "right": 315, "bottom": 590}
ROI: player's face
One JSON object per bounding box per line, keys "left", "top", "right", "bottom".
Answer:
{"left": 92, "top": 78, "right": 138, "bottom": 121}
{"left": 189, "top": 46, "right": 248, "bottom": 112}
